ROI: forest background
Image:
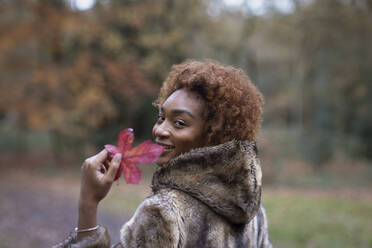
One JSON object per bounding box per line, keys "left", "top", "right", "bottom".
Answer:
{"left": 0, "top": 0, "right": 371, "bottom": 247}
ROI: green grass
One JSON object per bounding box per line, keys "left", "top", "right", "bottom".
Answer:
{"left": 262, "top": 191, "right": 372, "bottom": 248}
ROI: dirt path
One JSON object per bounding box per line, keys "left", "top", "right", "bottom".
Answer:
{"left": 0, "top": 168, "right": 128, "bottom": 248}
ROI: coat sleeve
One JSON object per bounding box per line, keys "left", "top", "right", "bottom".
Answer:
{"left": 52, "top": 226, "right": 111, "bottom": 248}
{"left": 119, "top": 193, "right": 182, "bottom": 248}
{"left": 257, "top": 205, "right": 272, "bottom": 248}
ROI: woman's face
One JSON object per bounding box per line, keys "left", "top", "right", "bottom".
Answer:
{"left": 152, "top": 89, "right": 206, "bottom": 166}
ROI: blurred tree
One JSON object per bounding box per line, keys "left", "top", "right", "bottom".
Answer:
{"left": 229, "top": 0, "right": 372, "bottom": 163}
{"left": 296, "top": 0, "right": 372, "bottom": 161}
{"left": 0, "top": 0, "right": 213, "bottom": 158}
{"left": 0, "top": 0, "right": 157, "bottom": 157}
{"left": 0, "top": 0, "right": 371, "bottom": 164}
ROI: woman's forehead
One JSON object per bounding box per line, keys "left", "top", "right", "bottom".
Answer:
{"left": 161, "top": 89, "right": 205, "bottom": 117}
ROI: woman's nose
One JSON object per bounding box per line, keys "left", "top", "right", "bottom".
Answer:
{"left": 153, "top": 122, "right": 170, "bottom": 138}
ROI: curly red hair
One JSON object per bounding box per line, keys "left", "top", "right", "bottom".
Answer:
{"left": 155, "top": 60, "right": 264, "bottom": 145}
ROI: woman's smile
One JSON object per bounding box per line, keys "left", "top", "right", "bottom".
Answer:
{"left": 156, "top": 142, "right": 175, "bottom": 151}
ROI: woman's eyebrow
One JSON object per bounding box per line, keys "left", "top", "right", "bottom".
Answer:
{"left": 160, "top": 106, "right": 194, "bottom": 118}
{"left": 172, "top": 109, "right": 194, "bottom": 118}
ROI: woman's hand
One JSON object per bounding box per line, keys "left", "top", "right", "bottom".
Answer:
{"left": 79, "top": 149, "right": 122, "bottom": 206}
{"left": 77, "top": 149, "right": 122, "bottom": 240}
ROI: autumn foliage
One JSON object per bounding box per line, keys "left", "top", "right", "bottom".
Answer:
{"left": 1, "top": 0, "right": 372, "bottom": 163}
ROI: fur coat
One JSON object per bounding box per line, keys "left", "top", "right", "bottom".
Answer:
{"left": 54, "top": 140, "right": 272, "bottom": 248}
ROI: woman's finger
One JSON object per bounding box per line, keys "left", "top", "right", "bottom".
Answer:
{"left": 85, "top": 149, "right": 108, "bottom": 167}
{"left": 100, "top": 163, "right": 106, "bottom": 174}
{"left": 105, "top": 153, "right": 122, "bottom": 181}
{"left": 93, "top": 149, "right": 109, "bottom": 164}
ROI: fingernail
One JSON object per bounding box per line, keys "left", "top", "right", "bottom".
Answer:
{"left": 114, "top": 153, "right": 122, "bottom": 162}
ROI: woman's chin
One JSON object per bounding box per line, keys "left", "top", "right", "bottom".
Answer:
{"left": 155, "top": 157, "right": 168, "bottom": 167}
{"left": 155, "top": 151, "right": 175, "bottom": 166}
{"left": 155, "top": 161, "right": 164, "bottom": 167}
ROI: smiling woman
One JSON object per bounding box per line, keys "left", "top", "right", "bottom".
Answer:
{"left": 53, "top": 60, "right": 271, "bottom": 248}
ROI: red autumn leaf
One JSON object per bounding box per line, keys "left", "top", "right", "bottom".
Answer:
{"left": 123, "top": 162, "right": 142, "bottom": 184}
{"left": 104, "top": 128, "right": 164, "bottom": 184}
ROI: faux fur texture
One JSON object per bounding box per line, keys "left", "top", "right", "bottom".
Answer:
{"left": 119, "top": 140, "right": 271, "bottom": 248}
{"left": 152, "top": 140, "right": 262, "bottom": 225}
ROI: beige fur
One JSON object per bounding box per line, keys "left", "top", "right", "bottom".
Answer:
{"left": 120, "top": 140, "right": 271, "bottom": 248}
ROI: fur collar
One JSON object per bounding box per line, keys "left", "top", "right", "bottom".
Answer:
{"left": 151, "top": 140, "right": 262, "bottom": 224}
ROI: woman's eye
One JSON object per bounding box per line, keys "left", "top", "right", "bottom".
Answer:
{"left": 157, "top": 115, "right": 165, "bottom": 122}
{"left": 174, "top": 120, "right": 186, "bottom": 127}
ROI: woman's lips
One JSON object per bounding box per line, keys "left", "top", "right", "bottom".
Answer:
{"left": 156, "top": 142, "right": 175, "bottom": 152}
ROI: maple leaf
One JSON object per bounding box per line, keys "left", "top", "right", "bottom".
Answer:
{"left": 104, "top": 128, "right": 164, "bottom": 184}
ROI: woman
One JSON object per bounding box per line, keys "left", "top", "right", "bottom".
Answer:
{"left": 54, "top": 60, "right": 272, "bottom": 248}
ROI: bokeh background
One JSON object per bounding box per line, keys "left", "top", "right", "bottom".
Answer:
{"left": 0, "top": 0, "right": 371, "bottom": 247}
